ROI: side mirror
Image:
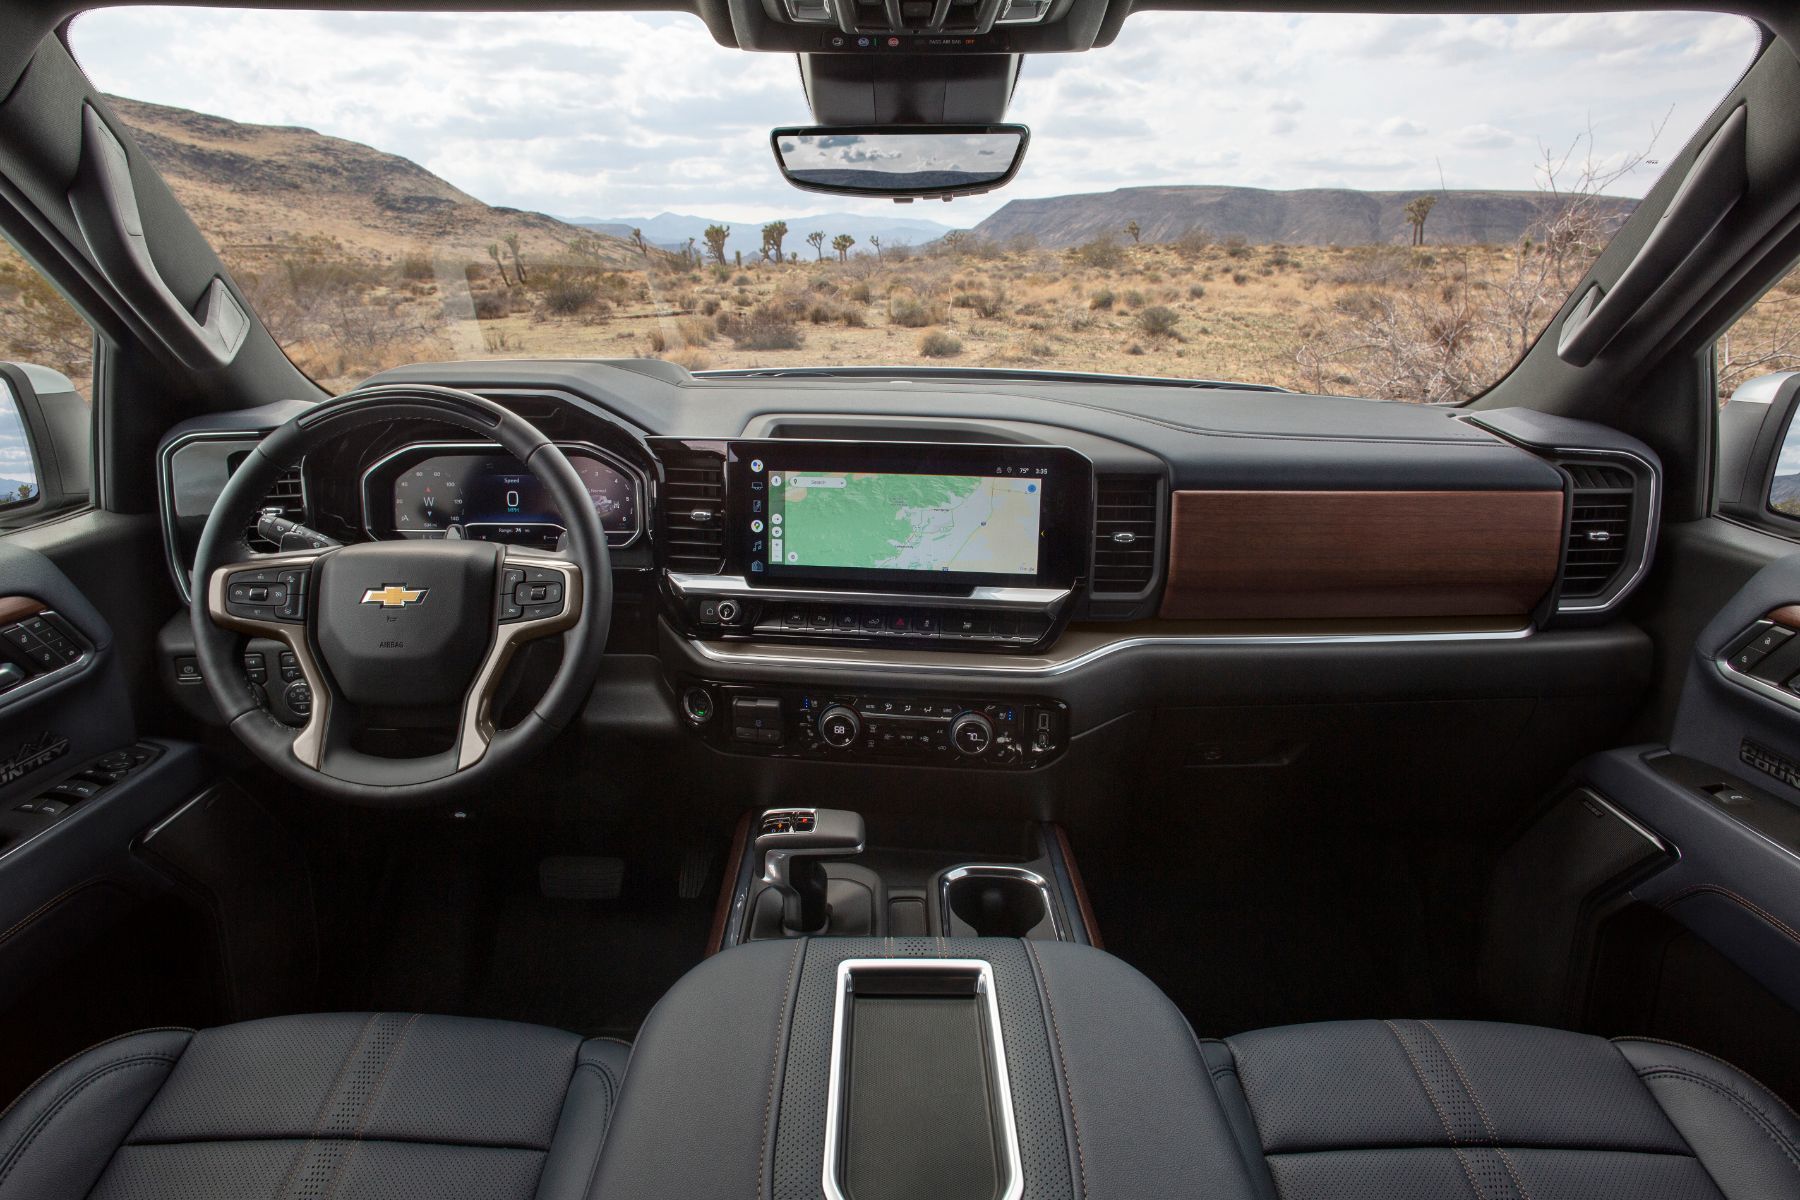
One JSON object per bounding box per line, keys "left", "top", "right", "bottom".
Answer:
{"left": 770, "top": 124, "right": 1029, "bottom": 201}
{"left": 0, "top": 362, "right": 90, "bottom": 523}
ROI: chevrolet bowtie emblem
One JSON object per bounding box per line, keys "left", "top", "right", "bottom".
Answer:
{"left": 361, "top": 584, "right": 428, "bottom": 608}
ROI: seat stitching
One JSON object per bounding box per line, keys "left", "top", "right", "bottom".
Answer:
{"left": 0, "top": 1055, "right": 176, "bottom": 1189}
{"left": 571, "top": 1059, "right": 619, "bottom": 1200}
{"left": 758, "top": 941, "right": 802, "bottom": 1200}
{"left": 1658, "top": 884, "right": 1800, "bottom": 948}
{"left": 274, "top": 1012, "right": 383, "bottom": 1200}
{"left": 0, "top": 880, "right": 107, "bottom": 951}
{"left": 1026, "top": 938, "right": 1089, "bottom": 1200}
{"left": 1421, "top": 1020, "right": 1533, "bottom": 1200}
{"left": 318, "top": 1013, "right": 423, "bottom": 1200}
{"left": 1615, "top": 1038, "right": 1800, "bottom": 1126}
{"left": 1383, "top": 1020, "right": 1488, "bottom": 1200}
{"left": 1634, "top": 1067, "right": 1800, "bottom": 1175}
{"left": 0, "top": 1028, "right": 192, "bottom": 1129}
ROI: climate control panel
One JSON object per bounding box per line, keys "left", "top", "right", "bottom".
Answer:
{"left": 676, "top": 679, "right": 1066, "bottom": 769}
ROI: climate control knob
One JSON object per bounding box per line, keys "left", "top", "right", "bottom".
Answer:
{"left": 950, "top": 711, "right": 994, "bottom": 757}
{"left": 817, "top": 705, "right": 861, "bottom": 748}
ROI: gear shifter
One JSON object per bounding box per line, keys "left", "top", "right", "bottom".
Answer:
{"left": 756, "top": 808, "right": 866, "bottom": 935}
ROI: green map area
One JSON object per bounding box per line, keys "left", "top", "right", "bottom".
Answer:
{"left": 772, "top": 471, "right": 1041, "bottom": 574}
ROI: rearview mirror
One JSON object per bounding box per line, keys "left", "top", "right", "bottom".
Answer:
{"left": 770, "top": 124, "right": 1029, "bottom": 201}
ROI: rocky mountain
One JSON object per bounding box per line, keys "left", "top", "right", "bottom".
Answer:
{"left": 968, "top": 185, "right": 1639, "bottom": 249}
{"left": 560, "top": 211, "right": 956, "bottom": 261}
{"left": 109, "top": 97, "right": 642, "bottom": 267}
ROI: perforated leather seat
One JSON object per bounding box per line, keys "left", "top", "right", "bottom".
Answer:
{"left": 1200, "top": 1019, "right": 1800, "bottom": 1200}
{"left": 0, "top": 1012, "right": 627, "bottom": 1200}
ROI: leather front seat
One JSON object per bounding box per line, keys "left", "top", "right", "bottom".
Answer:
{"left": 0, "top": 1012, "right": 627, "bottom": 1200}
{"left": 1201, "top": 1019, "right": 1800, "bottom": 1200}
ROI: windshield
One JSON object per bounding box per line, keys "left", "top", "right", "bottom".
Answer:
{"left": 68, "top": 8, "right": 1758, "bottom": 398}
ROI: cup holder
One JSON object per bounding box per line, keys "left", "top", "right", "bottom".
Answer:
{"left": 941, "top": 866, "right": 1059, "bottom": 939}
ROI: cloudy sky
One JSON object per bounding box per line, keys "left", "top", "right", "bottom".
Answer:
{"left": 0, "top": 393, "right": 36, "bottom": 492}
{"left": 68, "top": 7, "right": 1759, "bottom": 225}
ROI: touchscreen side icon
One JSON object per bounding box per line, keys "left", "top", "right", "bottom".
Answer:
{"left": 750, "top": 519, "right": 764, "bottom": 533}
{"left": 750, "top": 458, "right": 765, "bottom": 473}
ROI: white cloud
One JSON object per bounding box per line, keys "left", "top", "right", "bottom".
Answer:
{"left": 66, "top": 8, "right": 1760, "bottom": 226}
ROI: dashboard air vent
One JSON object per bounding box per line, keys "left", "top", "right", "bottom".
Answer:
{"left": 1091, "top": 475, "right": 1160, "bottom": 595}
{"left": 244, "top": 465, "right": 305, "bottom": 552}
{"left": 1560, "top": 461, "right": 1635, "bottom": 600}
{"left": 661, "top": 450, "right": 728, "bottom": 574}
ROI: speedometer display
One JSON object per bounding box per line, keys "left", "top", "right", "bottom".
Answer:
{"left": 385, "top": 447, "right": 641, "bottom": 548}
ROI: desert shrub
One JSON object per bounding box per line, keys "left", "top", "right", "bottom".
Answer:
{"left": 471, "top": 290, "right": 509, "bottom": 320}
{"left": 397, "top": 251, "right": 435, "bottom": 281}
{"left": 734, "top": 273, "right": 751, "bottom": 285}
{"left": 919, "top": 330, "right": 963, "bottom": 357}
{"left": 701, "top": 297, "right": 721, "bottom": 316}
{"left": 1089, "top": 289, "right": 1115, "bottom": 311}
{"left": 1137, "top": 306, "right": 1180, "bottom": 338}
{"left": 543, "top": 276, "right": 599, "bottom": 315}
{"left": 847, "top": 281, "right": 873, "bottom": 303}
{"left": 1232, "top": 271, "right": 1250, "bottom": 286}
{"left": 839, "top": 307, "right": 869, "bottom": 327}
{"left": 808, "top": 302, "right": 839, "bottom": 325}
{"left": 1071, "top": 238, "right": 1124, "bottom": 270}
{"left": 1173, "top": 227, "right": 1212, "bottom": 260}
{"left": 646, "top": 329, "right": 668, "bottom": 352}
{"left": 709, "top": 264, "right": 731, "bottom": 283}
{"left": 1125, "top": 343, "right": 1146, "bottom": 355}
{"left": 1067, "top": 311, "right": 1096, "bottom": 332}
{"left": 1188, "top": 283, "right": 1207, "bottom": 299}
{"left": 1124, "top": 290, "right": 1147, "bottom": 309}
{"left": 887, "top": 295, "right": 944, "bottom": 327}
{"left": 954, "top": 290, "right": 1006, "bottom": 319}
{"left": 677, "top": 316, "right": 716, "bottom": 345}
{"left": 1224, "top": 236, "right": 1251, "bottom": 259}
{"left": 668, "top": 346, "right": 713, "bottom": 372}
{"left": 726, "top": 303, "right": 805, "bottom": 350}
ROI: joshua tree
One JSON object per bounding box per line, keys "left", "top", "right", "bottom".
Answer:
{"left": 703, "top": 224, "right": 730, "bottom": 265}
{"left": 807, "top": 230, "right": 826, "bottom": 260}
{"left": 832, "top": 233, "right": 856, "bottom": 263}
{"left": 487, "top": 242, "right": 511, "bottom": 286}
{"left": 1125, "top": 219, "right": 1142, "bottom": 244}
{"left": 734, "top": 250, "right": 743, "bottom": 268}
{"left": 869, "top": 234, "right": 881, "bottom": 261}
{"left": 685, "top": 237, "right": 699, "bottom": 267}
{"left": 1404, "top": 195, "right": 1437, "bottom": 246}
{"left": 761, "top": 221, "right": 789, "bottom": 263}
{"left": 502, "top": 232, "right": 527, "bottom": 283}
{"left": 630, "top": 227, "right": 649, "bottom": 257}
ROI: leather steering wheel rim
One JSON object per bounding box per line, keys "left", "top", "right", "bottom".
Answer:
{"left": 189, "top": 384, "right": 611, "bottom": 807}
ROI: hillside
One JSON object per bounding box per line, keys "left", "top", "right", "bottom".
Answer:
{"left": 107, "top": 96, "right": 641, "bottom": 266}
{"left": 969, "top": 185, "right": 1639, "bottom": 249}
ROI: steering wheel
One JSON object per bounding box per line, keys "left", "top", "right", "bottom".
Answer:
{"left": 189, "top": 384, "right": 611, "bottom": 806}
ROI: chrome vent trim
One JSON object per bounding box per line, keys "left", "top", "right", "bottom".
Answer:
{"left": 661, "top": 449, "right": 728, "bottom": 574}
{"left": 1090, "top": 474, "right": 1161, "bottom": 597}
{"left": 245, "top": 465, "right": 306, "bottom": 552}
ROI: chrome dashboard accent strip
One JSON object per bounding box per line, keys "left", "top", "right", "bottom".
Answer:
{"left": 821, "top": 958, "right": 1024, "bottom": 1200}
{"left": 359, "top": 439, "right": 645, "bottom": 549}
{"left": 687, "top": 623, "right": 1535, "bottom": 677}
{"left": 668, "top": 572, "right": 1072, "bottom": 612}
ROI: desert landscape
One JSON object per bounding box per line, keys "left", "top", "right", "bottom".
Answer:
{"left": 2, "top": 95, "right": 1796, "bottom": 404}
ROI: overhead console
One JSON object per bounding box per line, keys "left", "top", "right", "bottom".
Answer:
{"left": 652, "top": 436, "right": 1093, "bottom": 653}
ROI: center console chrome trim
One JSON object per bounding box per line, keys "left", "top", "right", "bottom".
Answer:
{"left": 822, "top": 958, "right": 1024, "bottom": 1200}
{"left": 940, "top": 865, "right": 1061, "bottom": 939}
{"left": 668, "top": 572, "right": 1071, "bottom": 613}
{"left": 686, "top": 623, "right": 1535, "bottom": 678}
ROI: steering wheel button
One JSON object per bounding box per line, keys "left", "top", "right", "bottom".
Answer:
{"left": 522, "top": 601, "right": 563, "bottom": 621}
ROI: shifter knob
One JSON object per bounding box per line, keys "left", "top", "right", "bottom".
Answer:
{"left": 756, "top": 807, "right": 866, "bottom": 935}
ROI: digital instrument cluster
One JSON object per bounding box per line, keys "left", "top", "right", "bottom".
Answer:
{"left": 363, "top": 442, "right": 643, "bottom": 549}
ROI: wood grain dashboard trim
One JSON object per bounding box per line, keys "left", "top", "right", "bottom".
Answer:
{"left": 1159, "top": 490, "right": 1565, "bottom": 621}
{"left": 0, "top": 596, "right": 46, "bottom": 625}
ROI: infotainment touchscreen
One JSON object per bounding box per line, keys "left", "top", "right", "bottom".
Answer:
{"left": 768, "top": 470, "right": 1043, "bottom": 576}
{"left": 726, "top": 440, "right": 1092, "bottom": 590}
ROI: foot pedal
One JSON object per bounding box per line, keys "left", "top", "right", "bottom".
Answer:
{"left": 677, "top": 846, "right": 713, "bottom": 900}
{"left": 539, "top": 856, "right": 624, "bottom": 900}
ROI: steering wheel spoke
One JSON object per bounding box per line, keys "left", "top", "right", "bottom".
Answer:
{"left": 457, "top": 550, "right": 582, "bottom": 769}
{"left": 204, "top": 549, "right": 334, "bottom": 767}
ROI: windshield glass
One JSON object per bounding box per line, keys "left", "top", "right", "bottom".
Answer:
{"left": 69, "top": 8, "right": 1757, "bottom": 398}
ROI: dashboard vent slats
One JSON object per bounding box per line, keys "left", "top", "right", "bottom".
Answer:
{"left": 244, "top": 466, "right": 305, "bottom": 552}
{"left": 1091, "top": 475, "right": 1160, "bottom": 595}
{"left": 1560, "top": 461, "right": 1635, "bottom": 600}
{"left": 661, "top": 450, "right": 728, "bottom": 574}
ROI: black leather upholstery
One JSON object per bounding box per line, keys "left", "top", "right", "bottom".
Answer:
{"left": 0, "top": 1013, "right": 627, "bottom": 1200}
{"left": 1203, "top": 1019, "right": 1800, "bottom": 1200}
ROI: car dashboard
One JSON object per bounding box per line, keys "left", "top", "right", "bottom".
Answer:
{"left": 154, "top": 359, "right": 1661, "bottom": 777}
